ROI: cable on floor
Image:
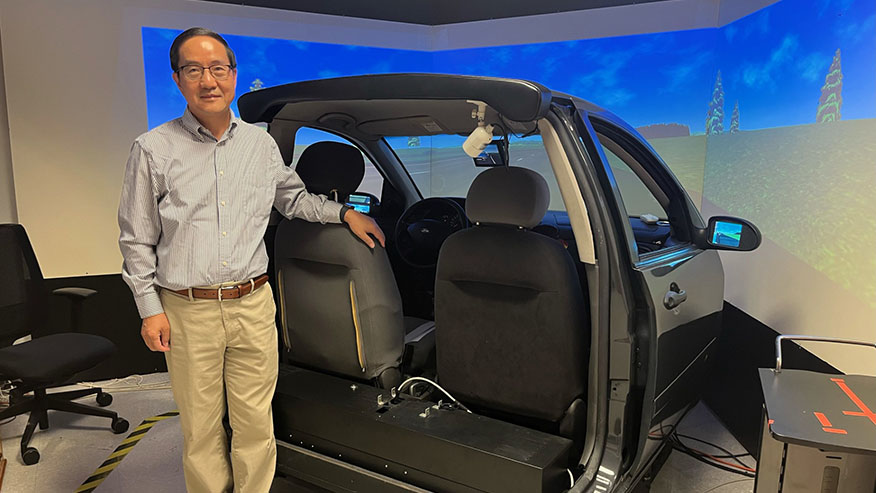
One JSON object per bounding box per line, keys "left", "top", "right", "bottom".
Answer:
{"left": 0, "top": 380, "right": 15, "bottom": 425}
{"left": 701, "top": 477, "right": 755, "bottom": 492}
{"left": 669, "top": 432, "right": 756, "bottom": 478}
{"left": 673, "top": 432, "right": 754, "bottom": 469}
{"left": 0, "top": 375, "right": 170, "bottom": 427}
{"left": 74, "top": 374, "right": 171, "bottom": 392}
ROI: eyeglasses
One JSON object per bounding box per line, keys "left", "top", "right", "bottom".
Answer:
{"left": 177, "top": 64, "right": 235, "bottom": 82}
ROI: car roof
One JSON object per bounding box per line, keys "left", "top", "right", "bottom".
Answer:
{"left": 237, "top": 73, "right": 606, "bottom": 129}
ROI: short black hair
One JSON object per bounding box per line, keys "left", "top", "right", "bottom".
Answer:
{"left": 169, "top": 27, "right": 237, "bottom": 72}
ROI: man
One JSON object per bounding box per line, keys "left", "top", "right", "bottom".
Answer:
{"left": 118, "top": 27, "right": 384, "bottom": 493}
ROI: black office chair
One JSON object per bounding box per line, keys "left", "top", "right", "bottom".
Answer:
{"left": 0, "top": 224, "right": 128, "bottom": 465}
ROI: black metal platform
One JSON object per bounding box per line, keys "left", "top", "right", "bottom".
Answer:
{"left": 759, "top": 368, "right": 876, "bottom": 455}
{"left": 273, "top": 365, "right": 573, "bottom": 493}
{"left": 755, "top": 368, "right": 876, "bottom": 493}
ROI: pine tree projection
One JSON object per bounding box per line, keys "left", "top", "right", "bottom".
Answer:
{"left": 816, "top": 49, "right": 843, "bottom": 123}
{"left": 729, "top": 101, "right": 740, "bottom": 134}
{"left": 249, "top": 78, "right": 264, "bottom": 92}
{"left": 705, "top": 70, "right": 725, "bottom": 135}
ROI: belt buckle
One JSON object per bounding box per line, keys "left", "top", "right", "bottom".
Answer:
{"left": 218, "top": 285, "right": 237, "bottom": 301}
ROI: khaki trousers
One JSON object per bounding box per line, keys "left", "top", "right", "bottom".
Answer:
{"left": 160, "top": 282, "right": 278, "bottom": 493}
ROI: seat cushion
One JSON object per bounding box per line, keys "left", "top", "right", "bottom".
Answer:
{"left": 0, "top": 333, "right": 115, "bottom": 382}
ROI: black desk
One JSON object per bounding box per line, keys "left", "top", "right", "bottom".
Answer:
{"left": 755, "top": 368, "right": 876, "bottom": 493}
{"left": 760, "top": 368, "right": 876, "bottom": 455}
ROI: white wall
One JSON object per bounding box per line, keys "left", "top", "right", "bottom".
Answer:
{"left": 0, "top": 0, "right": 429, "bottom": 278}
{"left": 0, "top": 26, "right": 16, "bottom": 224}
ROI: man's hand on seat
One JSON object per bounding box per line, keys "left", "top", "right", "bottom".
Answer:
{"left": 142, "top": 313, "right": 171, "bottom": 352}
{"left": 344, "top": 209, "right": 386, "bottom": 249}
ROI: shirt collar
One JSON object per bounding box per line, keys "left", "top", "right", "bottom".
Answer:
{"left": 180, "top": 107, "right": 239, "bottom": 142}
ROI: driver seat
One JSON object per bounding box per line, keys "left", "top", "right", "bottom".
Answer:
{"left": 273, "top": 142, "right": 404, "bottom": 388}
{"left": 435, "top": 167, "right": 589, "bottom": 441}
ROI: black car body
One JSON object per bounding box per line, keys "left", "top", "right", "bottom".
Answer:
{"left": 237, "top": 74, "right": 760, "bottom": 492}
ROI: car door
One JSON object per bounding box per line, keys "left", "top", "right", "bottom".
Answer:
{"left": 577, "top": 111, "right": 725, "bottom": 472}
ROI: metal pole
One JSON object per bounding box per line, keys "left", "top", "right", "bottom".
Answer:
{"left": 775, "top": 335, "right": 876, "bottom": 373}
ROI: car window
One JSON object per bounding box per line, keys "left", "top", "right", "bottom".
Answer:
{"left": 291, "top": 127, "right": 383, "bottom": 200}
{"left": 590, "top": 126, "right": 693, "bottom": 257}
{"left": 385, "top": 133, "right": 566, "bottom": 211}
{"left": 597, "top": 138, "right": 668, "bottom": 220}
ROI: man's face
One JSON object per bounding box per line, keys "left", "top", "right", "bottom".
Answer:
{"left": 172, "top": 36, "right": 237, "bottom": 120}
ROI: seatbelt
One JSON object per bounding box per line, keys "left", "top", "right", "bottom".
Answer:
{"left": 404, "top": 321, "right": 436, "bottom": 345}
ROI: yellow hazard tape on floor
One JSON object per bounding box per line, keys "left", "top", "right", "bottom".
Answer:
{"left": 75, "top": 410, "right": 179, "bottom": 493}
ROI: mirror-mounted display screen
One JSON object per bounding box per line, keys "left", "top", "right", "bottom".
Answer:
{"left": 473, "top": 140, "right": 507, "bottom": 167}
{"left": 702, "top": 216, "right": 762, "bottom": 252}
{"left": 711, "top": 220, "right": 743, "bottom": 248}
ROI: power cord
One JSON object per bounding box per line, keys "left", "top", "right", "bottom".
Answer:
{"left": 74, "top": 374, "right": 171, "bottom": 392}
{"left": 668, "top": 432, "right": 756, "bottom": 477}
{"left": 0, "top": 379, "right": 12, "bottom": 410}
{"left": 674, "top": 432, "right": 752, "bottom": 465}
{"left": 0, "top": 381, "right": 14, "bottom": 425}
{"left": 0, "top": 375, "right": 171, "bottom": 427}
{"left": 397, "top": 377, "right": 472, "bottom": 413}
{"left": 648, "top": 424, "right": 755, "bottom": 478}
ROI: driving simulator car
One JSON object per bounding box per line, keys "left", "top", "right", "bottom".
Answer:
{"left": 236, "top": 73, "right": 761, "bottom": 493}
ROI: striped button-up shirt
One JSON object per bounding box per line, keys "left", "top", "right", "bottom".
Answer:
{"left": 119, "top": 108, "right": 344, "bottom": 319}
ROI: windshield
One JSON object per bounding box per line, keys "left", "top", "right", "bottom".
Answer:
{"left": 386, "top": 132, "right": 566, "bottom": 212}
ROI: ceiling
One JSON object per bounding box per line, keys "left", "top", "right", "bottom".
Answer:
{"left": 200, "top": 0, "right": 671, "bottom": 26}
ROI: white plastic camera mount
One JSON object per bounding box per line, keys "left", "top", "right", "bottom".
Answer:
{"left": 468, "top": 100, "right": 488, "bottom": 123}
{"left": 463, "top": 100, "right": 495, "bottom": 158}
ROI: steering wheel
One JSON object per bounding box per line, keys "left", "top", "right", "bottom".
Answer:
{"left": 394, "top": 198, "right": 469, "bottom": 268}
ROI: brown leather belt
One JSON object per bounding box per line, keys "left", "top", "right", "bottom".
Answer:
{"left": 169, "top": 274, "right": 269, "bottom": 300}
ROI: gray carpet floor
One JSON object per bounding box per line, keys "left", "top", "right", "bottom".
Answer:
{"left": 1, "top": 374, "right": 754, "bottom": 492}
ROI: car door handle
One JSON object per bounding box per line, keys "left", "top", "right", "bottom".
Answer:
{"left": 663, "top": 282, "right": 687, "bottom": 309}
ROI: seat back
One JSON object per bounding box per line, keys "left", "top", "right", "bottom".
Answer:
{"left": 435, "top": 167, "right": 589, "bottom": 423}
{"left": 0, "top": 224, "right": 48, "bottom": 348}
{"left": 274, "top": 142, "right": 404, "bottom": 386}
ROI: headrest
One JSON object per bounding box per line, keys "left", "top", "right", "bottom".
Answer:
{"left": 466, "top": 167, "right": 550, "bottom": 229}
{"left": 295, "top": 141, "right": 365, "bottom": 200}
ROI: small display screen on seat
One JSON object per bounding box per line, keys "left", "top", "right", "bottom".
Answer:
{"left": 346, "top": 194, "right": 372, "bottom": 214}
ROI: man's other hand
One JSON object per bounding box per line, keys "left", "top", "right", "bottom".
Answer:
{"left": 344, "top": 209, "right": 386, "bottom": 249}
{"left": 142, "top": 313, "right": 171, "bottom": 352}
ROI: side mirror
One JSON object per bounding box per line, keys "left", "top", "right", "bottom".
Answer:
{"left": 695, "top": 216, "right": 761, "bottom": 252}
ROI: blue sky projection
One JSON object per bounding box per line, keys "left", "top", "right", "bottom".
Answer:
{"left": 143, "top": 0, "right": 874, "bottom": 134}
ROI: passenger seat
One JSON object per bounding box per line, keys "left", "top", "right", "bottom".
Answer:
{"left": 273, "top": 142, "right": 432, "bottom": 389}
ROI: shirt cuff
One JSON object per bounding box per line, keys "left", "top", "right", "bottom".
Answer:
{"left": 135, "top": 292, "right": 164, "bottom": 319}
{"left": 324, "top": 200, "right": 345, "bottom": 224}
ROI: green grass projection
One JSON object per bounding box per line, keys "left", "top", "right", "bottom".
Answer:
{"left": 702, "top": 120, "right": 876, "bottom": 306}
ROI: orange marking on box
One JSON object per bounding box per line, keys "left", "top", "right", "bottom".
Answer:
{"left": 832, "top": 380, "right": 876, "bottom": 426}
{"left": 823, "top": 428, "right": 848, "bottom": 434}
{"left": 814, "top": 412, "right": 832, "bottom": 427}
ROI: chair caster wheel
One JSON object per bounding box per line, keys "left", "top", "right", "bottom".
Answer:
{"left": 112, "top": 417, "right": 129, "bottom": 434}
{"left": 96, "top": 391, "right": 113, "bottom": 407}
{"left": 22, "top": 447, "right": 40, "bottom": 465}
